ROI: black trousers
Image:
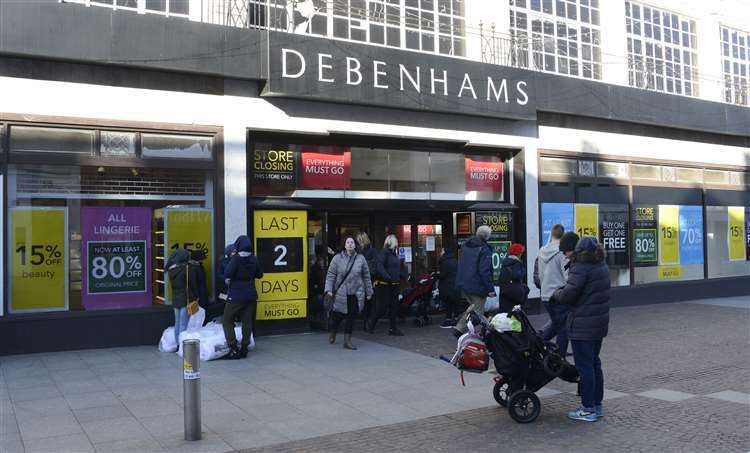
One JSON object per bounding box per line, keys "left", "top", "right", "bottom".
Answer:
{"left": 442, "top": 294, "right": 460, "bottom": 319}
{"left": 222, "top": 301, "right": 255, "bottom": 348}
{"left": 331, "top": 295, "right": 359, "bottom": 334}
{"left": 370, "top": 284, "right": 399, "bottom": 330}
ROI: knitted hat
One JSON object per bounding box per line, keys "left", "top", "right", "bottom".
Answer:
{"left": 575, "top": 236, "right": 600, "bottom": 253}
{"left": 508, "top": 243, "right": 525, "bottom": 256}
{"left": 559, "top": 232, "right": 580, "bottom": 252}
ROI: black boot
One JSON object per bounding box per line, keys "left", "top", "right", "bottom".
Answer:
{"left": 388, "top": 328, "right": 404, "bottom": 336}
{"left": 225, "top": 343, "right": 241, "bottom": 360}
{"left": 329, "top": 328, "right": 337, "bottom": 344}
{"left": 239, "top": 345, "right": 249, "bottom": 358}
{"left": 343, "top": 334, "right": 357, "bottom": 350}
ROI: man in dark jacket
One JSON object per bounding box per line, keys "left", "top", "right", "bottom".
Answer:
{"left": 222, "top": 235, "right": 263, "bottom": 359}
{"left": 438, "top": 248, "right": 460, "bottom": 328}
{"left": 552, "top": 236, "right": 610, "bottom": 422}
{"left": 454, "top": 226, "right": 496, "bottom": 335}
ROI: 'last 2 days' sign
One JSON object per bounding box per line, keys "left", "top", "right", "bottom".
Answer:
{"left": 254, "top": 210, "right": 308, "bottom": 320}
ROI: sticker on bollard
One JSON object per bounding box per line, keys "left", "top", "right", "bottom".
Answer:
{"left": 183, "top": 359, "right": 200, "bottom": 380}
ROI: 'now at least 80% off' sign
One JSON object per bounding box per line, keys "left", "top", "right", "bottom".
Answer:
{"left": 87, "top": 241, "right": 147, "bottom": 294}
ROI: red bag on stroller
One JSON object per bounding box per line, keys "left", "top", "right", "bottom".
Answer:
{"left": 458, "top": 338, "right": 489, "bottom": 372}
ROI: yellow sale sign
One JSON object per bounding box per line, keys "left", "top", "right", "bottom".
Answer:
{"left": 574, "top": 204, "right": 599, "bottom": 238}
{"left": 164, "top": 209, "right": 214, "bottom": 303}
{"left": 658, "top": 265, "right": 683, "bottom": 280}
{"left": 10, "top": 208, "right": 68, "bottom": 313}
{"left": 658, "top": 205, "right": 680, "bottom": 265}
{"left": 727, "top": 206, "right": 746, "bottom": 261}
{"left": 253, "top": 210, "right": 308, "bottom": 319}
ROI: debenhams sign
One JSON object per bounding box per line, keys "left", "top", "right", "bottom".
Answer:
{"left": 264, "top": 35, "right": 536, "bottom": 121}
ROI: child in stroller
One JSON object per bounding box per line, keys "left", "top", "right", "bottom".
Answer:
{"left": 459, "top": 307, "right": 579, "bottom": 423}
{"left": 399, "top": 272, "right": 438, "bottom": 327}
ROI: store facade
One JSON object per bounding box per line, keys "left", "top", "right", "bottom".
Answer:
{"left": 0, "top": 1, "right": 748, "bottom": 353}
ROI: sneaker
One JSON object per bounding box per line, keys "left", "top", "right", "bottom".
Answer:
{"left": 567, "top": 407, "right": 597, "bottom": 422}
{"left": 440, "top": 319, "right": 455, "bottom": 328}
{"left": 594, "top": 405, "right": 604, "bottom": 418}
{"left": 388, "top": 328, "right": 405, "bottom": 336}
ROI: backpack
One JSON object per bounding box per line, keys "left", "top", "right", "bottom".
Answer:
{"left": 457, "top": 338, "right": 489, "bottom": 373}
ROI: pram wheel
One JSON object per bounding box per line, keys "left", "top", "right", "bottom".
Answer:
{"left": 508, "top": 390, "right": 541, "bottom": 424}
{"left": 543, "top": 354, "right": 565, "bottom": 377}
{"left": 493, "top": 378, "right": 511, "bottom": 407}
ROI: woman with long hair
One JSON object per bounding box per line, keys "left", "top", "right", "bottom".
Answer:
{"left": 367, "top": 234, "right": 404, "bottom": 336}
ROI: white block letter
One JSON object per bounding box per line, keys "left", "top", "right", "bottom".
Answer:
{"left": 457, "top": 73, "right": 477, "bottom": 99}
{"left": 374, "top": 61, "right": 389, "bottom": 88}
{"left": 430, "top": 69, "right": 448, "bottom": 95}
{"left": 282, "top": 48, "right": 305, "bottom": 78}
{"left": 346, "top": 57, "right": 362, "bottom": 85}
{"left": 399, "top": 65, "right": 421, "bottom": 92}
{"left": 516, "top": 81, "right": 529, "bottom": 105}
{"left": 487, "top": 77, "right": 509, "bottom": 103}
{"left": 318, "top": 53, "right": 334, "bottom": 83}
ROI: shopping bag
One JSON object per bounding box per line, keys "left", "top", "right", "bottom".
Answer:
{"left": 186, "top": 307, "right": 206, "bottom": 330}
{"left": 158, "top": 327, "right": 178, "bottom": 353}
{"left": 484, "top": 286, "right": 500, "bottom": 312}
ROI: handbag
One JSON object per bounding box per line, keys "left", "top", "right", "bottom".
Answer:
{"left": 325, "top": 254, "right": 357, "bottom": 312}
{"left": 186, "top": 263, "right": 200, "bottom": 316}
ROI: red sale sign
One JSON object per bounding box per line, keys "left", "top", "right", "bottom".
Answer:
{"left": 300, "top": 147, "right": 351, "bottom": 189}
{"left": 465, "top": 156, "right": 503, "bottom": 192}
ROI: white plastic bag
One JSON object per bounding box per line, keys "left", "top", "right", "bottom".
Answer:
{"left": 187, "top": 307, "right": 206, "bottom": 330}
{"left": 490, "top": 313, "right": 513, "bottom": 332}
{"left": 176, "top": 321, "right": 255, "bottom": 361}
{"left": 158, "top": 327, "right": 178, "bottom": 353}
{"left": 484, "top": 286, "right": 500, "bottom": 312}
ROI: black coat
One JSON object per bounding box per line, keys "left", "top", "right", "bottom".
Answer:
{"left": 224, "top": 236, "right": 263, "bottom": 304}
{"left": 553, "top": 246, "right": 610, "bottom": 341}
{"left": 188, "top": 260, "right": 210, "bottom": 308}
{"left": 166, "top": 248, "right": 197, "bottom": 308}
{"left": 376, "top": 248, "right": 401, "bottom": 283}
{"left": 498, "top": 256, "right": 528, "bottom": 307}
{"left": 438, "top": 252, "right": 459, "bottom": 300}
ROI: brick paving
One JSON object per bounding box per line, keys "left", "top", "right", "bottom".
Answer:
{"left": 241, "top": 298, "right": 750, "bottom": 453}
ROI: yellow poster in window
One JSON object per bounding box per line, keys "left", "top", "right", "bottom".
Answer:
{"left": 253, "top": 210, "right": 308, "bottom": 319}
{"left": 658, "top": 205, "right": 680, "bottom": 265}
{"left": 574, "top": 204, "right": 599, "bottom": 238}
{"left": 658, "top": 265, "right": 683, "bottom": 280}
{"left": 10, "top": 207, "right": 68, "bottom": 313}
{"left": 727, "top": 206, "right": 746, "bottom": 261}
{"left": 164, "top": 209, "right": 214, "bottom": 304}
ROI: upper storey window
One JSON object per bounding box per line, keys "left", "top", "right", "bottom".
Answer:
{"left": 720, "top": 25, "right": 750, "bottom": 106}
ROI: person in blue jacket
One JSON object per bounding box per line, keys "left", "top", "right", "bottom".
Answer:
{"left": 222, "top": 235, "right": 263, "bottom": 360}
{"left": 552, "top": 236, "right": 610, "bottom": 422}
{"left": 454, "top": 225, "right": 496, "bottom": 335}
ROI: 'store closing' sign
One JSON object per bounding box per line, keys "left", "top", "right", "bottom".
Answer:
{"left": 254, "top": 210, "right": 308, "bottom": 320}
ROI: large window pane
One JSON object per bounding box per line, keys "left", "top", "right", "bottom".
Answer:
{"left": 142, "top": 134, "right": 212, "bottom": 159}
{"left": 388, "top": 149, "right": 430, "bottom": 193}
{"left": 706, "top": 206, "right": 750, "bottom": 278}
{"left": 350, "top": 147, "right": 388, "bottom": 191}
{"left": 10, "top": 126, "right": 95, "bottom": 155}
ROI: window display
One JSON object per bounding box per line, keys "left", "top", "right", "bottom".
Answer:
{"left": 706, "top": 206, "right": 750, "bottom": 278}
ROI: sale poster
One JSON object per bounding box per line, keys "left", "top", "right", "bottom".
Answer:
{"left": 658, "top": 205, "right": 680, "bottom": 265}
{"left": 10, "top": 207, "right": 68, "bottom": 313}
{"left": 475, "top": 211, "right": 513, "bottom": 241}
{"left": 575, "top": 204, "right": 599, "bottom": 239}
{"left": 465, "top": 156, "right": 503, "bottom": 192}
{"left": 540, "top": 203, "right": 574, "bottom": 245}
{"left": 253, "top": 210, "right": 307, "bottom": 320}
{"left": 81, "top": 207, "right": 152, "bottom": 310}
{"left": 164, "top": 209, "right": 214, "bottom": 305}
{"left": 252, "top": 147, "right": 298, "bottom": 188}
{"left": 488, "top": 240, "right": 511, "bottom": 282}
{"left": 633, "top": 205, "right": 658, "bottom": 265}
{"left": 728, "top": 206, "right": 746, "bottom": 261}
{"left": 600, "top": 208, "right": 628, "bottom": 266}
{"left": 678, "top": 205, "right": 704, "bottom": 265}
{"left": 300, "top": 146, "right": 351, "bottom": 189}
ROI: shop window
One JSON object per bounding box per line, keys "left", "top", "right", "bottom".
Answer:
{"left": 632, "top": 203, "right": 704, "bottom": 284}
{"left": 388, "top": 149, "right": 431, "bottom": 194}
{"left": 10, "top": 126, "right": 95, "bottom": 155}
{"left": 676, "top": 167, "right": 702, "bottom": 184}
{"left": 7, "top": 164, "right": 214, "bottom": 314}
{"left": 706, "top": 206, "right": 750, "bottom": 278}
{"left": 596, "top": 161, "right": 628, "bottom": 179}
{"left": 704, "top": 169, "right": 730, "bottom": 185}
{"left": 142, "top": 134, "right": 212, "bottom": 159}
{"left": 631, "top": 163, "right": 661, "bottom": 180}
{"left": 250, "top": 142, "right": 506, "bottom": 201}
{"left": 540, "top": 157, "right": 577, "bottom": 176}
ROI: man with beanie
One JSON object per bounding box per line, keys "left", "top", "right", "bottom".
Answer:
{"left": 553, "top": 236, "right": 610, "bottom": 422}
{"left": 498, "top": 242, "right": 528, "bottom": 313}
{"left": 454, "top": 225, "right": 495, "bottom": 335}
{"left": 538, "top": 228, "right": 576, "bottom": 355}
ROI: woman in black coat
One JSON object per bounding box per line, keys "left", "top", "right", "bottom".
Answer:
{"left": 438, "top": 248, "right": 460, "bottom": 327}
{"left": 552, "top": 236, "right": 610, "bottom": 422}
{"left": 222, "top": 235, "right": 263, "bottom": 359}
{"left": 366, "top": 234, "right": 404, "bottom": 336}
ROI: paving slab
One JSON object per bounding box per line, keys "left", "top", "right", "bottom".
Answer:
{"left": 636, "top": 389, "right": 697, "bottom": 402}
{"left": 705, "top": 390, "right": 750, "bottom": 405}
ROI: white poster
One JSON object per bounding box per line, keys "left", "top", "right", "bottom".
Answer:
{"left": 425, "top": 236, "right": 436, "bottom": 252}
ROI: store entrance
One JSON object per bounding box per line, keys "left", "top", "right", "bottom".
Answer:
{"left": 321, "top": 210, "right": 453, "bottom": 280}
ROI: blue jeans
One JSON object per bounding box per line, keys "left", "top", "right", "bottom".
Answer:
{"left": 541, "top": 301, "right": 569, "bottom": 355}
{"left": 571, "top": 339, "right": 604, "bottom": 410}
{"left": 174, "top": 307, "right": 189, "bottom": 345}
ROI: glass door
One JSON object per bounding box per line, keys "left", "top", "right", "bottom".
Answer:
{"left": 415, "top": 224, "right": 444, "bottom": 277}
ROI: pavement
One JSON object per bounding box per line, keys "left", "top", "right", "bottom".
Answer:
{"left": 1, "top": 295, "right": 749, "bottom": 452}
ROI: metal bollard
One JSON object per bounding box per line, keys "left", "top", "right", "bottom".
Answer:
{"left": 182, "top": 339, "right": 202, "bottom": 441}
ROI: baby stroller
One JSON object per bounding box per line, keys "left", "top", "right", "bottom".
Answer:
{"left": 457, "top": 307, "right": 579, "bottom": 423}
{"left": 399, "top": 272, "right": 438, "bottom": 327}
